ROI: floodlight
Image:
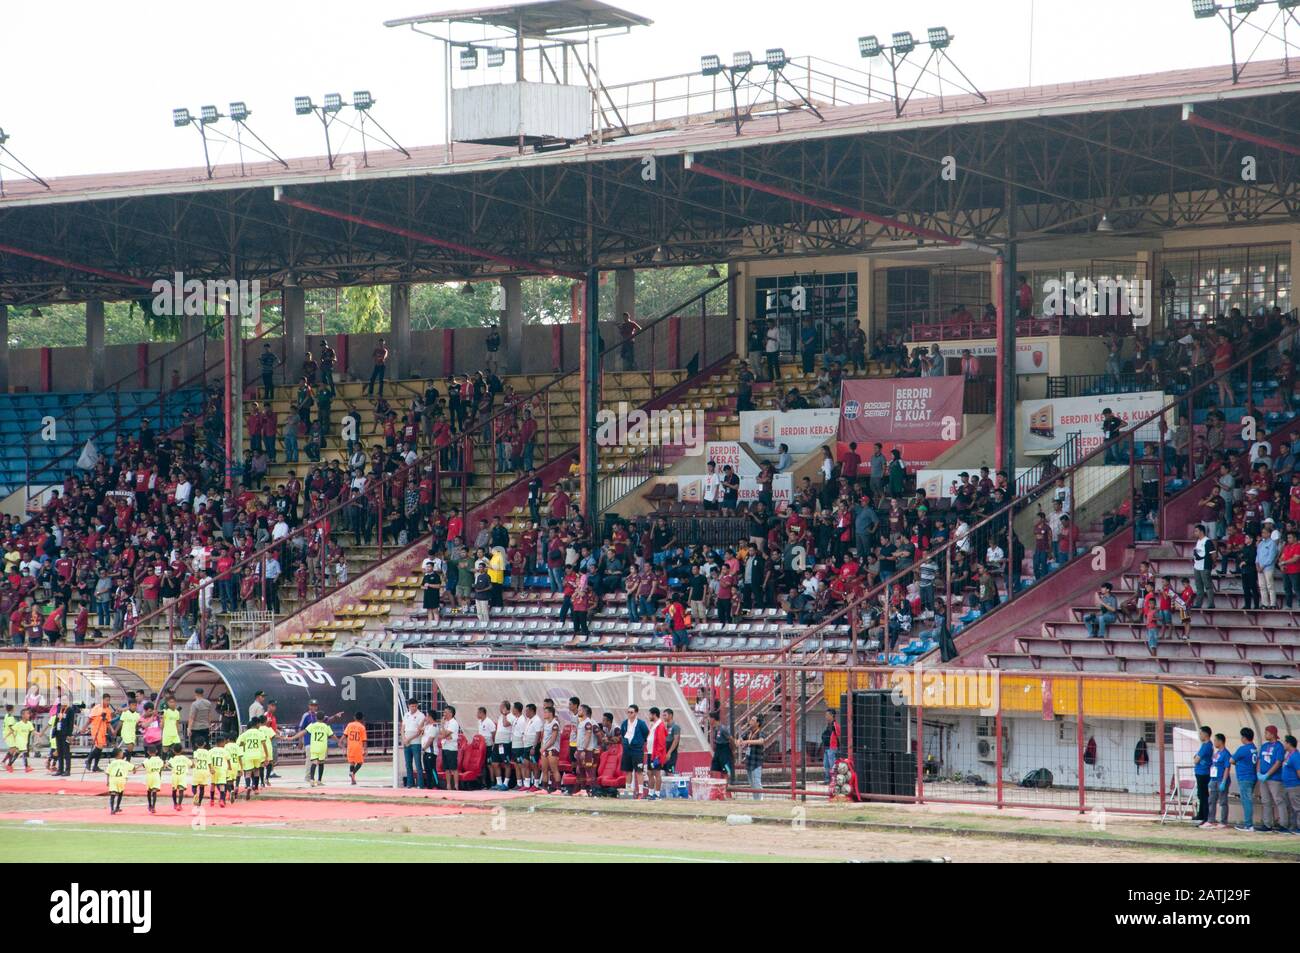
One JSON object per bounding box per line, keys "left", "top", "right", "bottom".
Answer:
{"left": 322, "top": 93, "right": 343, "bottom": 113}
{"left": 1192, "top": 0, "right": 1219, "bottom": 17}
{"left": 858, "top": 35, "right": 881, "bottom": 57}
{"left": 459, "top": 48, "right": 479, "bottom": 70}
{"left": 927, "top": 26, "right": 951, "bottom": 49}
{"left": 352, "top": 90, "right": 373, "bottom": 110}
{"left": 765, "top": 47, "right": 787, "bottom": 69}
{"left": 486, "top": 48, "right": 506, "bottom": 68}
{"left": 461, "top": 282, "right": 476, "bottom": 296}
{"left": 891, "top": 31, "right": 915, "bottom": 54}
{"left": 200, "top": 105, "right": 220, "bottom": 124}
{"left": 294, "top": 96, "right": 314, "bottom": 115}
{"left": 172, "top": 108, "right": 192, "bottom": 127}
{"left": 701, "top": 54, "right": 723, "bottom": 76}
{"left": 1234, "top": 0, "right": 1260, "bottom": 12}
{"left": 229, "top": 101, "right": 249, "bottom": 121}
{"left": 732, "top": 50, "right": 753, "bottom": 72}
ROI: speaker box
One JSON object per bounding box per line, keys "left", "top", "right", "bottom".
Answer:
{"left": 889, "top": 752, "right": 917, "bottom": 797}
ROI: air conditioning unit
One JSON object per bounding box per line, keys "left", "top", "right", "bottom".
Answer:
{"left": 976, "top": 719, "right": 1011, "bottom": 762}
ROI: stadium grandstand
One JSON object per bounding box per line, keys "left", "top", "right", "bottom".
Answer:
{"left": 4, "top": 0, "right": 1300, "bottom": 836}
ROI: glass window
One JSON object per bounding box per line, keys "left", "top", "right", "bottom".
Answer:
{"left": 1162, "top": 243, "right": 1291, "bottom": 325}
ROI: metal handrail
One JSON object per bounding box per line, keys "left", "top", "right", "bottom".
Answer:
{"left": 775, "top": 314, "right": 1300, "bottom": 666}
{"left": 95, "top": 274, "right": 738, "bottom": 650}
{"left": 24, "top": 316, "right": 286, "bottom": 499}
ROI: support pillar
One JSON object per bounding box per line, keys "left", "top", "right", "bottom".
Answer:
{"left": 999, "top": 171, "right": 1019, "bottom": 475}
{"left": 501, "top": 276, "right": 524, "bottom": 374}
{"left": 390, "top": 283, "right": 411, "bottom": 379}
{"left": 86, "top": 300, "right": 105, "bottom": 391}
{"left": 181, "top": 313, "right": 206, "bottom": 389}
{"left": 282, "top": 285, "right": 306, "bottom": 385}
{"left": 580, "top": 270, "right": 601, "bottom": 529}
{"left": 614, "top": 268, "right": 636, "bottom": 323}
{"left": 0, "top": 304, "right": 9, "bottom": 393}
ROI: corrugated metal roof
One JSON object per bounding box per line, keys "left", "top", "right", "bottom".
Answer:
{"left": 2, "top": 57, "right": 1295, "bottom": 207}
{"left": 383, "top": 0, "right": 652, "bottom": 34}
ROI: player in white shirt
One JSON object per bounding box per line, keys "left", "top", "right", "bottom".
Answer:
{"left": 491, "top": 701, "right": 515, "bottom": 791}
{"left": 574, "top": 704, "right": 598, "bottom": 794}
{"left": 521, "top": 703, "right": 544, "bottom": 790}
{"left": 510, "top": 701, "right": 533, "bottom": 789}
{"left": 538, "top": 705, "right": 562, "bottom": 793}
{"left": 439, "top": 707, "right": 461, "bottom": 790}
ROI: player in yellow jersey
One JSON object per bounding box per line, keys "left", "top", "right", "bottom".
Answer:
{"left": 167, "top": 749, "right": 193, "bottom": 811}
{"left": 284, "top": 718, "right": 336, "bottom": 787}
{"left": 142, "top": 747, "right": 166, "bottom": 814}
{"left": 106, "top": 748, "right": 135, "bottom": 815}
{"left": 161, "top": 697, "right": 182, "bottom": 753}
{"left": 207, "top": 740, "right": 229, "bottom": 807}
{"left": 237, "top": 717, "right": 269, "bottom": 800}
{"left": 225, "top": 737, "right": 242, "bottom": 801}
{"left": 191, "top": 743, "right": 212, "bottom": 807}
{"left": 117, "top": 697, "right": 141, "bottom": 761}
{"left": 257, "top": 718, "right": 277, "bottom": 788}
{"left": 4, "top": 708, "right": 35, "bottom": 773}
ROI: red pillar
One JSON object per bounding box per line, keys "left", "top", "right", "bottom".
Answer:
{"left": 668, "top": 315, "right": 681, "bottom": 368}
{"left": 993, "top": 255, "right": 1006, "bottom": 472}
{"left": 442, "top": 329, "right": 455, "bottom": 377}
{"left": 335, "top": 333, "right": 349, "bottom": 377}
{"left": 551, "top": 324, "right": 564, "bottom": 373}
{"left": 40, "top": 348, "right": 51, "bottom": 392}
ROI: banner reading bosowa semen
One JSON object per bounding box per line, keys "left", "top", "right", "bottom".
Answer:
{"left": 839, "top": 377, "right": 966, "bottom": 444}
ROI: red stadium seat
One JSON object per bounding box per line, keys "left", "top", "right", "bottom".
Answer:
{"left": 595, "top": 743, "right": 626, "bottom": 791}
{"left": 457, "top": 734, "right": 487, "bottom": 788}
{"left": 556, "top": 724, "right": 574, "bottom": 773}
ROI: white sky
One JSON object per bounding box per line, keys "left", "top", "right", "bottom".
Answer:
{"left": 0, "top": 0, "right": 1278, "bottom": 180}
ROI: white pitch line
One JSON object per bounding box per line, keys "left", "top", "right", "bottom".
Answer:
{"left": 0, "top": 823, "right": 733, "bottom": 863}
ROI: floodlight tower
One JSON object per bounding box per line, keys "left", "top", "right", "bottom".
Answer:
{"left": 1191, "top": 0, "right": 1300, "bottom": 82}
{"left": 858, "top": 26, "right": 984, "bottom": 116}
{"left": 172, "top": 105, "right": 222, "bottom": 178}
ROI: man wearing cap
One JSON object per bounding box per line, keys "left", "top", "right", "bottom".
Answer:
{"left": 1257, "top": 725, "right": 1288, "bottom": 832}
{"left": 1257, "top": 520, "right": 1279, "bottom": 609}
{"left": 248, "top": 690, "right": 266, "bottom": 722}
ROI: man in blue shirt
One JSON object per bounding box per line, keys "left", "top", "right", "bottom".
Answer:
{"left": 1230, "top": 727, "right": 1259, "bottom": 832}
{"left": 1281, "top": 735, "right": 1300, "bottom": 835}
{"left": 1205, "top": 734, "right": 1232, "bottom": 829}
{"left": 617, "top": 705, "right": 648, "bottom": 798}
{"left": 1192, "top": 725, "right": 1214, "bottom": 826}
{"left": 1256, "top": 725, "right": 1288, "bottom": 833}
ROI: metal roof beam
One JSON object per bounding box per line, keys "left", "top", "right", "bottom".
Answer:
{"left": 273, "top": 188, "right": 585, "bottom": 280}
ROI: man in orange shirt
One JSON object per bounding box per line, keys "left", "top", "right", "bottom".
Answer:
{"left": 364, "top": 339, "right": 389, "bottom": 397}
{"left": 344, "top": 711, "right": 368, "bottom": 785}
{"left": 86, "top": 694, "right": 115, "bottom": 773}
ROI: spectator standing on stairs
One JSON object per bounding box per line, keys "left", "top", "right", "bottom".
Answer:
{"left": 364, "top": 339, "right": 389, "bottom": 397}
{"left": 259, "top": 343, "right": 281, "bottom": 399}
{"left": 1191, "top": 525, "right": 1216, "bottom": 609}
{"left": 618, "top": 313, "right": 641, "bottom": 371}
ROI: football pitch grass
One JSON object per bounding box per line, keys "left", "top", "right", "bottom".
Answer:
{"left": 0, "top": 821, "right": 808, "bottom": 864}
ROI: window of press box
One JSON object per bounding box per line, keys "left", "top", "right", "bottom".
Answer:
{"left": 753, "top": 272, "right": 858, "bottom": 352}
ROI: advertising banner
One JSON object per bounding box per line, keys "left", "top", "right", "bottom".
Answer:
{"left": 1018, "top": 391, "right": 1167, "bottom": 456}
{"left": 673, "top": 474, "right": 793, "bottom": 507}
{"left": 704, "top": 441, "right": 761, "bottom": 476}
{"left": 740, "top": 408, "right": 840, "bottom": 456}
{"left": 903, "top": 339, "right": 1052, "bottom": 375}
{"left": 840, "top": 377, "right": 965, "bottom": 444}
